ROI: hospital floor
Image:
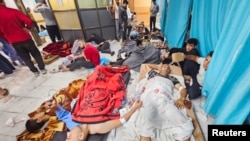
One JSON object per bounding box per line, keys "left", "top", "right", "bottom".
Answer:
{"left": 0, "top": 37, "right": 214, "bottom": 141}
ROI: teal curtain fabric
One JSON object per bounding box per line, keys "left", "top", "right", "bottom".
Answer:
{"left": 160, "top": 0, "right": 168, "bottom": 35}
{"left": 190, "top": 0, "right": 250, "bottom": 124}
{"left": 163, "top": 0, "right": 193, "bottom": 48}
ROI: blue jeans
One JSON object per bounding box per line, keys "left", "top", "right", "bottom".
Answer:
{"left": 115, "top": 19, "right": 120, "bottom": 40}
{"left": 0, "top": 54, "right": 15, "bottom": 74}
{"left": 0, "top": 39, "right": 24, "bottom": 64}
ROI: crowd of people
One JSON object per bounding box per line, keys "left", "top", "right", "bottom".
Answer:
{"left": 1, "top": 0, "right": 216, "bottom": 140}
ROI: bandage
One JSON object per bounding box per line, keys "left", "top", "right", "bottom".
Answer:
{"left": 119, "top": 117, "right": 127, "bottom": 127}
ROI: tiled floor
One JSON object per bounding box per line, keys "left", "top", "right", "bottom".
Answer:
{"left": 0, "top": 38, "right": 214, "bottom": 141}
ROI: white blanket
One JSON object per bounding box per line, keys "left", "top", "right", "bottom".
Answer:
{"left": 124, "top": 76, "right": 194, "bottom": 141}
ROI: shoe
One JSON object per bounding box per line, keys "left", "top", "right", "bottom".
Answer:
{"left": 110, "top": 51, "right": 115, "bottom": 56}
{"left": 33, "top": 72, "right": 40, "bottom": 77}
{"left": 41, "top": 69, "right": 47, "bottom": 74}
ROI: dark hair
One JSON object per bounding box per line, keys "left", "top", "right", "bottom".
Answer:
{"left": 0, "top": 0, "right": 4, "bottom": 3}
{"left": 208, "top": 51, "right": 214, "bottom": 57}
{"left": 123, "top": 0, "right": 128, "bottom": 4}
{"left": 25, "top": 119, "right": 46, "bottom": 133}
{"left": 187, "top": 38, "right": 198, "bottom": 46}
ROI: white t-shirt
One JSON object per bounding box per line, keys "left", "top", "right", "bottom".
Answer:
{"left": 197, "top": 57, "right": 205, "bottom": 86}
{"left": 114, "top": 4, "right": 119, "bottom": 19}
{"left": 127, "top": 6, "right": 132, "bottom": 21}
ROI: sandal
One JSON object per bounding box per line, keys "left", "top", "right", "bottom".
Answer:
{"left": 0, "top": 88, "right": 9, "bottom": 99}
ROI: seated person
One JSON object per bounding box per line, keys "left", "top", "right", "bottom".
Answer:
{"left": 149, "top": 31, "right": 167, "bottom": 57}
{"left": 127, "top": 11, "right": 137, "bottom": 37}
{"left": 162, "top": 38, "right": 200, "bottom": 70}
{"left": 50, "top": 39, "right": 83, "bottom": 73}
{"left": 183, "top": 51, "right": 214, "bottom": 99}
{"left": 127, "top": 63, "right": 194, "bottom": 141}
{"left": 106, "top": 31, "right": 143, "bottom": 67}
{"left": 86, "top": 33, "right": 115, "bottom": 56}
{"left": 60, "top": 40, "right": 100, "bottom": 72}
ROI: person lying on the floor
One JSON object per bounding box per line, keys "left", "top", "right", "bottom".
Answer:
{"left": 86, "top": 33, "right": 115, "bottom": 56}
{"left": 25, "top": 98, "right": 73, "bottom": 133}
{"left": 25, "top": 79, "right": 84, "bottom": 133}
{"left": 106, "top": 31, "right": 148, "bottom": 68}
{"left": 71, "top": 65, "right": 131, "bottom": 123}
{"left": 138, "top": 63, "right": 189, "bottom": 108}
{"left": 59, "top": 40, "right": 100, "bottom": 72}
{"left": 66, "top": 100, "right": 142, "bottom": 141}
{"left": 127, "top": 63, "right": 194, "bottom": 141}
{"left": 37, "top": 99, "right": 141, "bottom": 141}
{"left": 183, "top": 51, "right": 214, "bottom": 99}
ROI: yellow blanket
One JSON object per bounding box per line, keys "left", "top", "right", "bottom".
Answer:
{"left": 16, "top": 79, "right": 84, "bottom": 141}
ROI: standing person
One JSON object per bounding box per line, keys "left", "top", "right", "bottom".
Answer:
{"left": 150, "top": 0, "right": 159, "bottom": 32}
{"left": 0, "top": 0, "right": 47, "bottom": 77}
{"left": 33, "top": 0, "right": 62, "bottom": 43}
{"left": 113, "top": 0, "right": 120, "bottom": 41}
{"left": 26, "top": 7, "right": 40, "bottom": 32}
{"left": 86, "top": 33, "right": 115, "bottom": 56}
{"left": 119, "top": 1, "right": 128, "bottom": 42}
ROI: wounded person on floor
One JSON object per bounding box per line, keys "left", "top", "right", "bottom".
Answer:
{"left": 126, "top": 63, "right": 194, "bottom": 141}
{"left": 25, "top": 65, "right": 135, "bottom": 141}
{"left": 86, "top": 33, "right": 115, "bottom": 56}
{"left": 106, "top": 31, "right": 143, "bottom": 67}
